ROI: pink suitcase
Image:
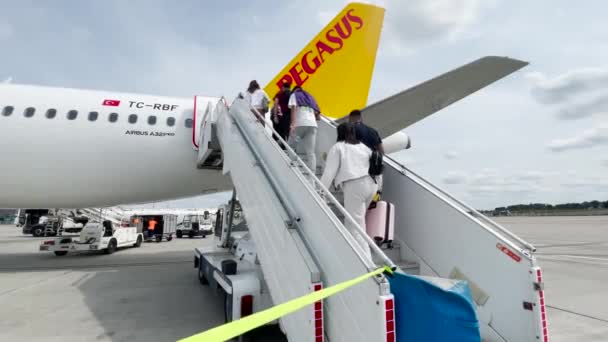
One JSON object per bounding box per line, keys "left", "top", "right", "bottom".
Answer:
{"left": 365, "top": 201, "right": 395, "bottom": 247}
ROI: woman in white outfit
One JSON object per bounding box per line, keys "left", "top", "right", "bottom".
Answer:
{"left": 245, "top": 80, "right": 270, "bottom": 125}
{"left": 321, "top": 123, "right": 377, "bottom": 259}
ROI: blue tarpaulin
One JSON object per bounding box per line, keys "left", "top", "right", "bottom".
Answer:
{"left": 388, "top": 272, "right": 481, "bottom": 342}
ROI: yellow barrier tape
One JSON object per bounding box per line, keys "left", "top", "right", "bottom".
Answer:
{"left": 179, "top": 266, "right": 393, "bottom": 342}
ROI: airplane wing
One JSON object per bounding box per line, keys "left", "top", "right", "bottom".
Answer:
{"left": 360, "top": 56, "right": 528, "bottom": 138}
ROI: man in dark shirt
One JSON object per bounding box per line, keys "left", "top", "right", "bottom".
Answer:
{"left": 272, "top": 82, "right": 292, "bottom": 141}
{"left": 348, "top": 110, "right": 384, "bottom": 153}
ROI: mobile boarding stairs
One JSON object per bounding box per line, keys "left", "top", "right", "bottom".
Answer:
{"left": 194, "top": 95, "right": 548, "bottom": 342}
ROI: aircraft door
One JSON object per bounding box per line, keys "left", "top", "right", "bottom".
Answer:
{"left": 192, "top": 96, "right": 216, "bottom": 150}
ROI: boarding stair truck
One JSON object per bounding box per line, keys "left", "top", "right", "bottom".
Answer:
{"left": 194, "top": 97, "right": 406, "bottom": 342}
{"left": 80, "top": 207, "right": 126, "bottom": 227}
{"left": 39, "top": 220, "right": 143, "bottom": 256}
{"left": 176, "top": 211, "right": 213, "bottom": 238}
{"left": 193, "top": 68, "right": 547, "bottom": 342}
{"left": 133, "top": 213, "right": 177, "bottom": 242}
{"left": 47, "top": 209, "right": 89, "bottom": 235}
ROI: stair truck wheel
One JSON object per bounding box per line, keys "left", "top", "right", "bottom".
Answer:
{"left": 167, "top": 234, "right": 173, "bottom": 242}
{"left": 222, "top": 288, "right": 231, "bottom": 323}
{"left": 198, "top": 267, "right": 209, "bottom": 285}
{"left": 54, "top": 251, "right": 68, "bottom": 256}
{"left": 176, "top": 230, "right": 183, "bottom": 238}
{"left": 134, "top": 235, "right": 142, "bottom": 247}
{"left": 32, "top": 225, "right": 44, "bottom": 237}
{"left": 104, "top": 239, "right": 117, "bottom": 254}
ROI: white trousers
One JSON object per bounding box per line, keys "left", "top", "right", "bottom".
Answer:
{"left": 289, "top": 126, "right": 317, "bottom": 172}
{"left": 342, "top": 176, "right": 378, "bottom": 259}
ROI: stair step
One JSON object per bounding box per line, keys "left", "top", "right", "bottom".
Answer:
{"left": 381, "top": 243, "right": 401, "bottom": 262}
{"left": 395, "top": 261, "right": 420, "bottom": 275}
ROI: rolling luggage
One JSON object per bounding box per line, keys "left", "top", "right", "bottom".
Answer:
{"left": 365, "top": 200, "right": 395, "bottom": 247}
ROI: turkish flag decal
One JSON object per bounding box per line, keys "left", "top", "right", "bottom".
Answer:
{"left": 102, "top": 99, "right": 121, "bottom": 106}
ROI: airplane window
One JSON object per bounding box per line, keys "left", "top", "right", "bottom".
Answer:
{"left": 46, "top": 109, "right": 57, "bottom": 119}
{"left": 185, "top": 118, "right": 193, "bottom": 128}
{"left": 24, "top": 107, "right": 35, "bottom": 118}
{"left": 67, "top": 110, "right": 78, "bottom": 120}
{"left": 88, "top": 111, "right": 99, "bottom": 121}
{"left": 108, "top": 113, "right": 118, "bottom": 123}
{"left": 148, "top": 115, "right": 157, "bottom": 125}
{"left": 2, "top": 106, "right": 14, "bottom": 116}
{"left": 128, "top": 114, "right": 137, "bottom": 124}
{"left": 167, "top": 117, "right": 175, "bottom": 127}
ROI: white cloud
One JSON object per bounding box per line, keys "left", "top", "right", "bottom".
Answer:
{"left": 316, "top": 0, "right": 385, "bottom": 27}
{"left": 376, "top": 0, "right": 496, "bottom": 56}
{"left": 441, "top": 169, "right": 549, "bottom": 191}
{"left": 515, "top": 171, "right": 547, "bottom": 181}
{"left": 442, "top": 171, "right": 467, "bottom": 184}
{"left": 548, "top": 124, "right": 608, "bottom": 152}
{"left": 317, "top": 10, "right": 337, "bottom": 26}
{"left": 526, "top": 67, "right": 608, "bottom": 105}
{"left": 555, "top": 95, "right": 608, "bottom": 120}
{"left": 560, "top": 177, "right": 608, "bottom": 191}
{"left": 388, "top": 0, "right": 486, "bottom": 41}
{"left": 0, "top": 21, "right": 13, "bottom": 40}
{"left": 603, "top": 159, "right": 608, "bottom": 167}
{"left": 526, "top": 68, "right": 608, "bottom": 120}
{"left": 444, "top": 151, "right": 458, "bottom": 160}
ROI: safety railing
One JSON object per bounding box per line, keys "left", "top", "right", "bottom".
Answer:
{"left": 231, "top": 98, "right": 396, "bottom": 272}
{"left": 383, "top": 156, "right": 536, "bottom": 254}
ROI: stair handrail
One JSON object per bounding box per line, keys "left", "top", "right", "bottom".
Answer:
{"left": 383, "top": 155, "right": 536, "bottom": 253}
{"left": 228, "top": 97, "right": 397, "bottom": 271}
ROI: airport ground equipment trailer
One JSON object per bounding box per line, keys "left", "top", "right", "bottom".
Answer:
{"left": 39, "top": 221, "right": 143, "bottom": 256}
{"left": 176, "top": 211, "right": 213, "bottom": 238}
{"left": 132, "top": 214, "right": 177, "bottom": 242}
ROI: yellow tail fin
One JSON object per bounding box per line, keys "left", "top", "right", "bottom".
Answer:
{"left": 264, "top": 2, "right": 385, "bottom": 119}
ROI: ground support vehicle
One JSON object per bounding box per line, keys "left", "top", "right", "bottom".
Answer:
{"left": 176, "top": 211, "right": 213, "bottom": 238}
{"left": 39, "top": 221, "right": 143, "bottom": 256}
{"left": 133, "top": 214, "right": 177, "bottom": 242}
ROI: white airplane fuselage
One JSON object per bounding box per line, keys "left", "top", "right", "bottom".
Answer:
{"left": 0, "top": 84, "right": 231, "bottom": 208}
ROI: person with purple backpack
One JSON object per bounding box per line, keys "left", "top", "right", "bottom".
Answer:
{"left": 288, "top": 86, "right": 321, "bottom": 173}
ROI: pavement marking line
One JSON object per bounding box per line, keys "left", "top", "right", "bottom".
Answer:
{"left": 536, "top": 241, "right": 608, "bottom": 248}
{"left": 178, "top": 266, "right": 392, "bottom": 342}
{"left": 0, "top": 259, "right": 192, "bottom": 272}
{"left": 557, "top": 255, "right": 608, "bottom": 262}
{"left": 547, "top": 305, "right": 608, "bottom": 324}
{"left": 541, "top": 254, "right": 608, "bottom": 263}
{"left": 0, "top": 270, "right": 72, "bottom": 298}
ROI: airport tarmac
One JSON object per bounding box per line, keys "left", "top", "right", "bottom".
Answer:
{"left": 0, "top": 216, "right": 607, "bottom": 341}
{"left": 0, "top": 226, "right": 284, "bottom": 342}
{"left": 495, "top": 216, "right": 608, "bottom": 341}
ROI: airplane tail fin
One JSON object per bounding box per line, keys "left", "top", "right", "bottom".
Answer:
{"left": 264, "top": 2, "right": 385, "bottom": 119}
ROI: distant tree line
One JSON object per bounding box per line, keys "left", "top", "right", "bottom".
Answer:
{"left": 489, "top": 200, "right": 608, "bottom": 215}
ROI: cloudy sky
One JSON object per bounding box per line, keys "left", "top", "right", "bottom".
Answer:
{"left": 1, "top": 0, "right": 606, "bottom": 209}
